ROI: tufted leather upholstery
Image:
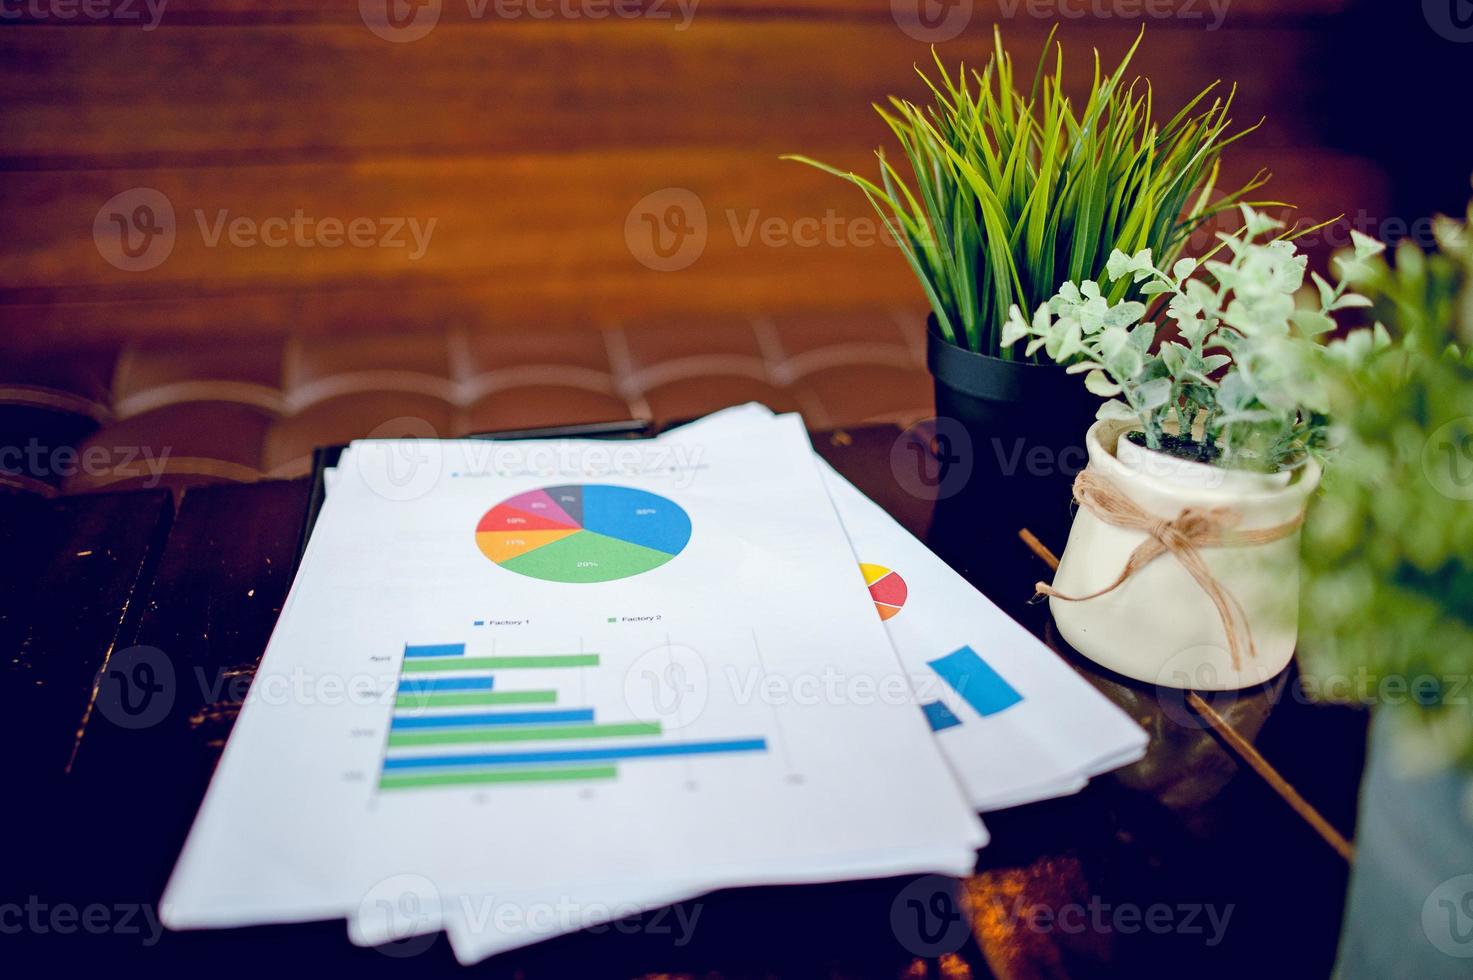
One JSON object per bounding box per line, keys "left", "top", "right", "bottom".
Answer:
{"left": 0, "top": 309, "right": 934, "bottom": 497}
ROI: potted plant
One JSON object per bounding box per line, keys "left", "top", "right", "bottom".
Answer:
{"left": 1293, "top": 204, "right": 1473, "bottom": 977}
{"left": 785, "top": 28, "right": 1264, "bottom": 541}
{"left": 1007, "top": 206, "right": 1385, "bottom": 690}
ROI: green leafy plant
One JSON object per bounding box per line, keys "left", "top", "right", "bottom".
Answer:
{"left": 1297, "top": 203, "right": 1473, "bottom": 769}
{"left": 783, "top": 28, "right": 1267, "bottom": 357}
{"left": 1001, "top": 206, "right": 1387, "bottom": 471}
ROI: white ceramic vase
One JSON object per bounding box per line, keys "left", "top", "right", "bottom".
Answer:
{"left": 1049, "top": 419, "right": 1321, "bottom": 691}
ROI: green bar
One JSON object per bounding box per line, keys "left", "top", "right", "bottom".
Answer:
{"left": 387, "top": 721, "right": 661, "bottom": 748}
{"left": 401, "top": 654, "right": 599, "bottom": 673}
{"left": 379, "top": 765, "right": 616, "bottom": 790}
{"left": 394, "top": 690, "right": 558, "bottom": 709}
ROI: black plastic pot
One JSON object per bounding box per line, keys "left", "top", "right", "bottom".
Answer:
{"left": 926, "top": 316, "right": 1099, "bottom": 554}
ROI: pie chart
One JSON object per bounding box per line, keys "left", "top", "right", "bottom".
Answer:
{"left": 476, "top": 484, "right": 691, "bottom": 583}
{"left": 860, "top": 563, "right": 908, "bottom": 621}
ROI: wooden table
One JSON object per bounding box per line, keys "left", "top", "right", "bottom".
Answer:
{"left": 2, "top": 423, "right": 1367, "bottom": 977}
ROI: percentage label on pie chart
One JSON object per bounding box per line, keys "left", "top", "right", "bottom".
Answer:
{"left": 476, "top": 484, "right": 692, "bottom": 583}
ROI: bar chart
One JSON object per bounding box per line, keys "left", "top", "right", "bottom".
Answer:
{"left": 380, "top": 642, "right": 769, "bottom": 791}
{"left": 920, "top": 645, "right": 1024, "bottom": 731}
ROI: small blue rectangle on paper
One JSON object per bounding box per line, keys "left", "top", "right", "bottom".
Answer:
{"left": 921, "top": 700, "right": 963, "bottom": 732}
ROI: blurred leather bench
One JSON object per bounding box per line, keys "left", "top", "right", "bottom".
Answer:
{"left": 0, "top": 310, "right": 932, "bottom": 497}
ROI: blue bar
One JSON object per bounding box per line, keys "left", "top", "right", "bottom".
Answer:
{"left": 398, "top": 676, "right": 494, "bottom": 693}
{"left": 391, "top": 708, "right": 593, "bottom": 731}
{"left": 927, "top": 646, "right": 1023, "bottom": 718}
{"left": 921, "top": 700, "right": 963, "bottom": 732}
{"left": 405, "top": 643, "right": 466, "bottom": 659}
{"left": 382, "top": 737, "right": 768, "bottom": 770}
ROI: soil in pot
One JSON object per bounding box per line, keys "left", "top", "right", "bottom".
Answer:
{"left": 1116, "top": 427, "right": 1292, "bottom": 492}
{"left": 1123, "top": 430, "right": 1221, "bottom": 465}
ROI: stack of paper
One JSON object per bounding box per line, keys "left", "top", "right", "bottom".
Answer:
{"left": 160, "top": 405, "right": 1144, "bottom": 964}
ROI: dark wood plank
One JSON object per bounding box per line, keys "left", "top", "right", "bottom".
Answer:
{"left": 0, "top": 3, "right": 1389, "bottom": 345}
{"left": 49, "top": 479, "right": 311, "bottom": 912}
{"left": 1, "top": 489, "right": 174, "bottom": 964}
{"left": 0, "top": 0, "right": 1351, "bottom": 26}
{"left": 0, "top": 18, "right": 1335, "bottom": 167}
{"left": 0, "top": 148, "right": 1387, "bottom": 346}
{"left": 0, "top": 489, "right": 173, "bottom": 779}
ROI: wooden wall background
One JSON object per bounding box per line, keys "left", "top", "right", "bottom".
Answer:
{"left": 0, "top": 0, "right": 1392, "bottom": 349}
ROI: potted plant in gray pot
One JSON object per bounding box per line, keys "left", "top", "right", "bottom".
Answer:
{"left": 785, "top": 28, "right": 1264, "bottom": 542}
{"left": 1294, "top": 203, "right": 1473, "bottom": 978}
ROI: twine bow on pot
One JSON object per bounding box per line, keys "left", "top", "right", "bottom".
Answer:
{"left": 1035, "top": 469, "right": 1305, "bottom": 670}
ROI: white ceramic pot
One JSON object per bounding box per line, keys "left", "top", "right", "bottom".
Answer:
{"left": 1049, "top": 419, "right": 1321, "bottom": 691}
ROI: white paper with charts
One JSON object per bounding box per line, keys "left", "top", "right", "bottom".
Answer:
{"left": 816, "top": 458, "right": 1148, "bottom": 809}
{"left": 665, "top": 404, "right": 1145, "bottom": 808}
{"left": 161, "top": 412, "right": 985, "bottom": 931}
{"left": 419, "top": 406, "right": 1148, "bottom": 966}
